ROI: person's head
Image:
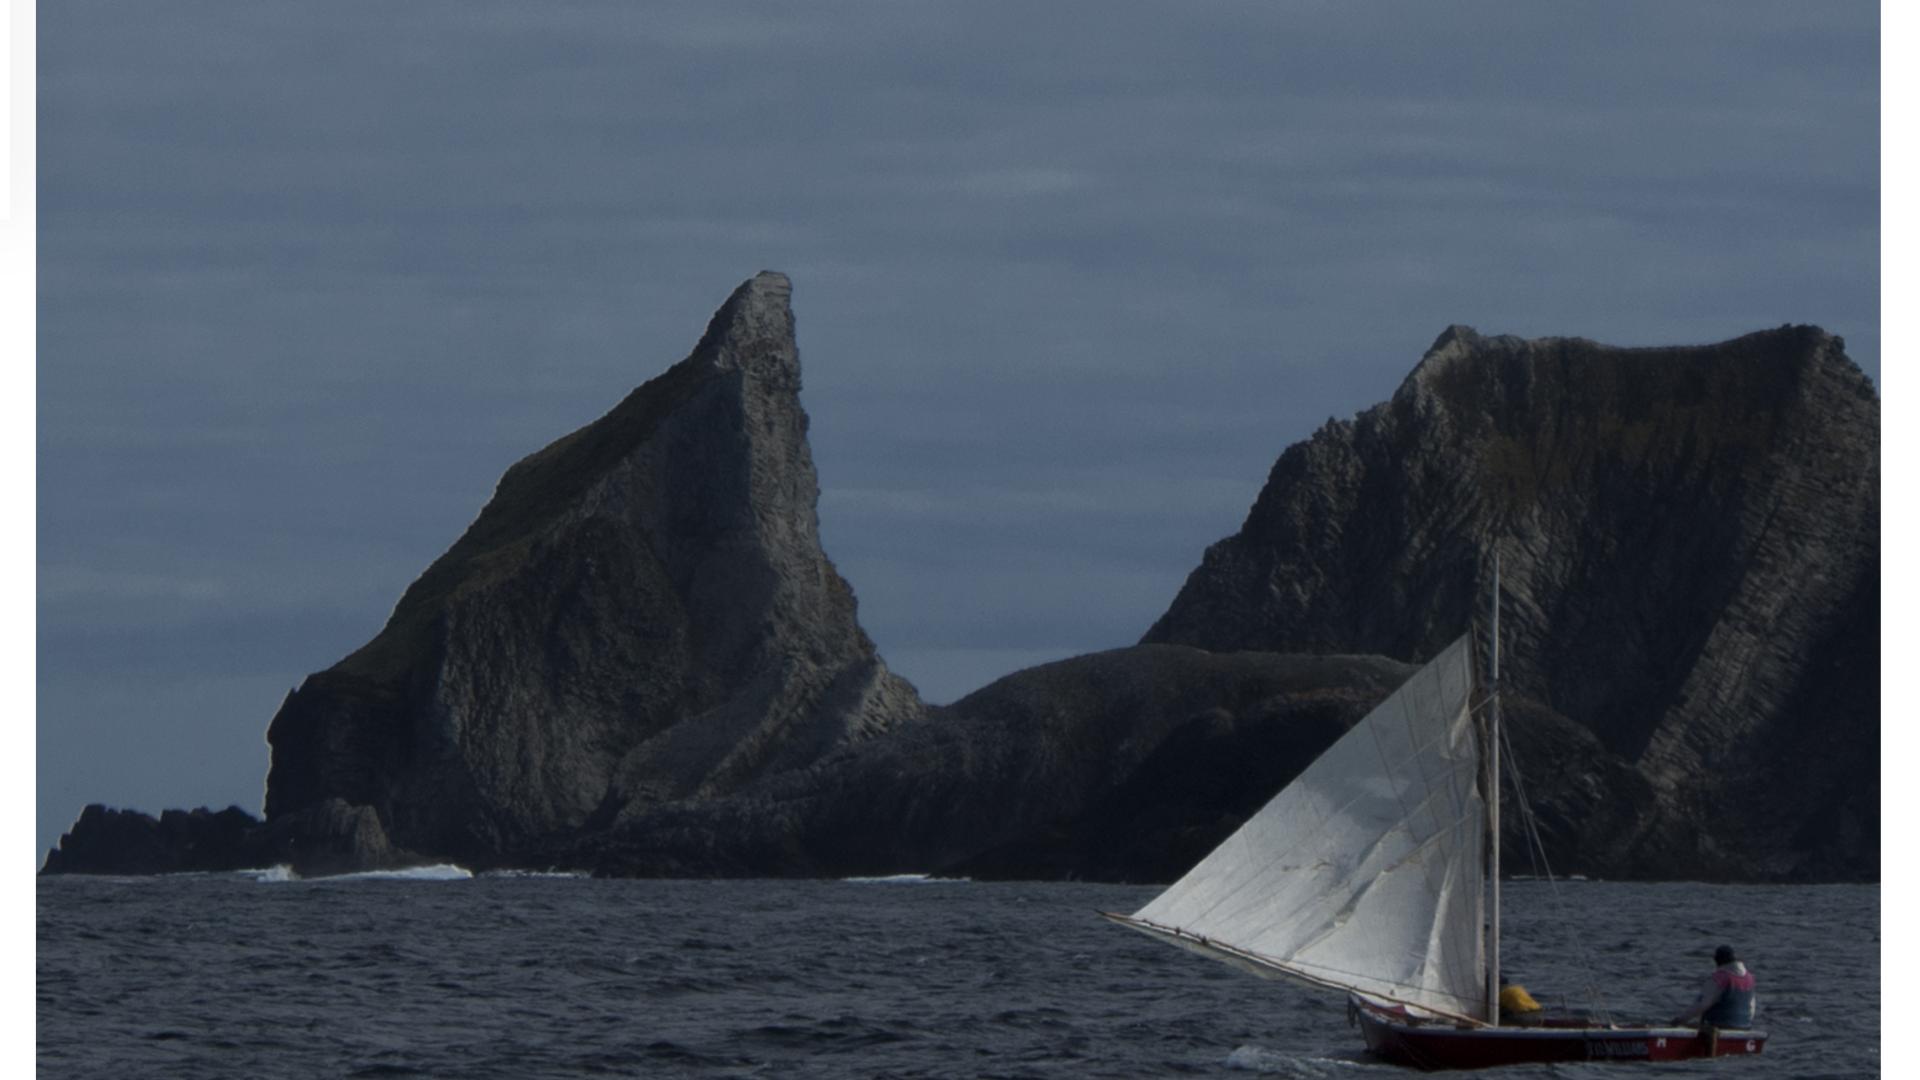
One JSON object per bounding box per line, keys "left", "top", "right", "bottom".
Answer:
{"left": 1713, "top": 945, "right": 1736, "bottom": 966}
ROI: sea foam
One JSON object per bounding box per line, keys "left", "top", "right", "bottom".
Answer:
{"left": 247, "top": 863, "right": 474, "bottom": 883}
{"left": 840, "top": 873, "right": 970, "bottom": 884}
{"left": 333, "top": 863, "right": 474, "bottom": 881}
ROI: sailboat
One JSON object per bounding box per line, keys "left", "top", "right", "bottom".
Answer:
{"left": 1102, "top": 560, "right": 1767, "bottom": 1069}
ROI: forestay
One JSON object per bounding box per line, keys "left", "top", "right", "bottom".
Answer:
{"left": 1112, "top": 635, "right": 1488, "bottom": 1022}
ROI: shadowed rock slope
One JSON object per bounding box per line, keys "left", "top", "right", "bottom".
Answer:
{"left": 554, "top": 645, "right": 1651, "bottom": 884}
{"left": 259, "top": 271, "right": 925, "bottom": 863}
{"left": 1145, "top": 325, "right": 1879, "bottom": 880}
{"left": 558, "top": 646, "right": 1423, "bottom": 880}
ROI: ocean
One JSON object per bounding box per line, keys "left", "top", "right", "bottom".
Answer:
{"left": 37, "top": 873, "right": 1876, "bottom": 1078}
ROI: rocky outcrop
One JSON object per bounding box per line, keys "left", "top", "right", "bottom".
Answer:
{"left": 260, "top": 271, "right": 924, "bottom": 863}
{"left": 558, "top": 643, "right": 1666, "bottom": 884}
{"left": 557, "top": 645, "right": 1422, "bottom": 881}
{"left": 42, "top": 284, "right": 1877, "bottom": 884}
{"left": 42, "top": 805, "right": 267, "bottom": 876}
{"left": 40, "top": 800, "right": 415, "bottom": 878}
{"left": 1144, "top": 325, "right": 1879, "bottom": 880}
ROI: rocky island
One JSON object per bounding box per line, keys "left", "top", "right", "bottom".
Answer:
{"left": 43, "top": 274, "right": 1879, "bottom": 882}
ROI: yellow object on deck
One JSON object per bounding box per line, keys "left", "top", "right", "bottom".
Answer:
{"left": 1500, "top": 984, "right": 1543, "bottom": 1013}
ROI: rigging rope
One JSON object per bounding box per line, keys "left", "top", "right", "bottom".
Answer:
{"left": 1497, "top": 714, "right": 1617, "bottom": 1025}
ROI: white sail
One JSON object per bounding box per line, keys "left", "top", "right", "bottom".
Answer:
{"left": 1114, "top": 635, "right": 1487, "bottom": 1022}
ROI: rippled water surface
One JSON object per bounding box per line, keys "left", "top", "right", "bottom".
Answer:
{"left": 38, "top": 873, "right": 1876, "bottom": 1077}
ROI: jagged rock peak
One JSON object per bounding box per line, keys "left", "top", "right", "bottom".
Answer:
{"left": 687, "top": 270, "right": 798, "bottom": 379}
{"left": 1416, "top": 323, "right": 1488, "bottom": 365}
{"left": 261, "top": 271, "right": 924, "bottom": 863}
{"left": 1377, "top": 323, "right": 1871, "bottom": 458}
{"left": 1400, "top": 322, "right": 1861, "bottom": 404}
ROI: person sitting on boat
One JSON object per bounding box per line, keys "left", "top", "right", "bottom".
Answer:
{"left": 1499, "top": 975, "right": 1544, "bottom": 1025}
{"left": 1670, "top": 945, "right": 1757, "bottom": 1028}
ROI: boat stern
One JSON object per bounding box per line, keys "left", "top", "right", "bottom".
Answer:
{"left": 1351, "top": 994, "right": 1767, "bottom": 1069}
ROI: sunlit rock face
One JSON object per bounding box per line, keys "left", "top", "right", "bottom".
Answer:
{"left": 1144, "top": 325, "right": 1879, "bottom": 881}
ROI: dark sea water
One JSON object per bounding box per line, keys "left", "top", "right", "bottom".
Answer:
{"left": 38, "top": 872, "right": 1876, "bottom": 1078}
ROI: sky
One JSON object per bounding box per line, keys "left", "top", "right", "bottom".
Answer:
{"left": 34, "top": 2, "right": 1880, "bottom": 863}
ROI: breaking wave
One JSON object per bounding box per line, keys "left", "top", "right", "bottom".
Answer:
{"left": 330, "top": 863, "right": 473, "bottom": 881}
{"left": 243, "top": 863, "right": 474, "bottom": 883}
{"left": 840, "top": 873, "right": 970, "bottom": 884}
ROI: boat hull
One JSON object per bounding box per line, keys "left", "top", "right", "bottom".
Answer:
{"left": 1352, "top": 997, "right": 1766, "bottom": 1070}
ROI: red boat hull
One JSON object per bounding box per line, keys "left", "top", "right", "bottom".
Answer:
{"left": 1352, "top": 997, "right": 1767, "bottom": 1070}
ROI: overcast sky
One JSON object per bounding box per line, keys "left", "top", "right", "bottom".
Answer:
{"left": 36, "top": 2, "right": 1878, "bottom": 861}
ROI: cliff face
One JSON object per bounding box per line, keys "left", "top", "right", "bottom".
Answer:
{"left": 1144, "top": 325, "right": 1879, "bottom": 880}
{"left": 263, "top": 272, "right": 924, "bottom": 860}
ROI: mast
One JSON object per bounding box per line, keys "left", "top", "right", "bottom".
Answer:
{"left": 1486, "top": 550, "right": 1502, "bottom": 1025}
